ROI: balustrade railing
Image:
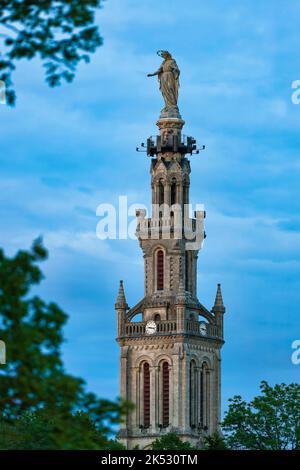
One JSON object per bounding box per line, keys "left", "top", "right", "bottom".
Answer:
{"left": 136, "top": 217, "right": 199, "bottom": 238}
{"left": 123, "top": 319, "right": 220, "bottom": 339}
{"left": 185, "top": 320, "right": 219, "bottom": 337}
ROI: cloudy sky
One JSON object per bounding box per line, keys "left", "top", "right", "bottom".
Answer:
{"left": 1, "top": 0, "right": 300, "bottom": 410}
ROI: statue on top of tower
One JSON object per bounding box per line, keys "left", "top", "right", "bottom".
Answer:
{"left": 147, "top": 50, "right": 180, "bottom": 118}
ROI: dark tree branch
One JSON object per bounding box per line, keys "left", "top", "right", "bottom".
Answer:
{"left": 0, "top": 0, "right": 103, "bottom": 105}
{"left": 1, "top": 22, "right": 20, "bottom": 35}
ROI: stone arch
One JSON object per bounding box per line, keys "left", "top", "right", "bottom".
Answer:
{"left": 200, "top": 355, "right": 212, "bottom": 369}
{"left": 151, "top": 244, "right": 167, "bottom": 256}
{"left": 197, "top": 306, "right": 215, "bottom": 324}
{"left": 153, "top": 173, "right": 167, "bottom": 185}
{"left": 135, "top": 355, "right": 154, "bottom": 368}
{"left": 189, "top": 353, "right": 200, "bottom": 367}
{"left": 154, "top": 354, "right": 173, "bottom": 367}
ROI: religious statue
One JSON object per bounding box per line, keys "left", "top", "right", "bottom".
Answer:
{"left": 147, "top": 50, "right": 180, "bottom": 117}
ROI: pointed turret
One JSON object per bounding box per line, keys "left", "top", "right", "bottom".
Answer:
{"left": 115, "top": 280, "right": 128, "bottom": 310}
{"left": 115, "top": 280, "right": 128, "bottom": 338}
{"left": 212, "top": 283, "right": 225, "bottom": 314}
{"left": 211, "top": 283, "right": 225, "bottom": 340}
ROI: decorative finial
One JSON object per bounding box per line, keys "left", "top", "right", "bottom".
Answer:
{"left": 212, "top": 283, "right": 225, "bottom": 314}
{"left": 115, "top": 280, "right": 128, "bottom": 310}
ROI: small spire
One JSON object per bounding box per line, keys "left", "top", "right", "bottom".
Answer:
{"left": 176, "top": 278, "right": 186, "bottom": 304}
{"left": 212, "top": 283, "right": 225, "bottom": 314}
{"left": 115, "top": 280, "right": 128, "bottom": 310}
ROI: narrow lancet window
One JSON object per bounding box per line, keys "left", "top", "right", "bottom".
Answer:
{"left": 143, "top": 362, "right": 150, "bottom": 427}
{"left": 158, "top": 180, "right": 164, "bottom": 205}
{"left": 162, "top": 361, "right": 169, "bottom": 426}
{"left": 157, "top": 250, "right": 164, "bottom": 291}
{"left": 171, "top": 180, "right": 177, "bottom": 206}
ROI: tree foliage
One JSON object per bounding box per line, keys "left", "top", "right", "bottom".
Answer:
{"left": 151, "top": 432, "right": 195, "bottom": 450}
{"left": 0, "top": 239, "right": 128, "bottom": 449}
{"left": 203, "top": 431, "right": 227, "bottom": 450}
{"left": 0, "top": 410, "right": 125, "bottom": 450}
{"left": 222, "top": 381, "right": 300, "bottom": 450}
{"left": 0, "top": 0, "right": 103, "bottom": 105}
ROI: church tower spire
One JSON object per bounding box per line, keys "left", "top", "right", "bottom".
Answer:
{"left": 116, "top": 52, "right": 226, "bottom": 449}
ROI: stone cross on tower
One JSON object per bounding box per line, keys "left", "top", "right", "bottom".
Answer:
{"left": 115, "top": 53, "right": 226, "bottom": 449}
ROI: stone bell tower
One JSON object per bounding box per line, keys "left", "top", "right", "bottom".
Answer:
{"left": 115, "top": 52, "right": 225, "bottom": 449}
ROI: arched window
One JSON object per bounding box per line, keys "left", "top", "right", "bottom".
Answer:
{"left": 143, "top": 362, "right": 150, "bottom": 427}
{"left": 154, "top": 314, "right": 161, "bottom": 322}
{"left": 158, "top": 180, "right": 164, "bottom": 205}
{"left": 200, "top": 362, "right": 210, "bottom": 430}
{"left": 189, "top": 360, "right": 197, "bottom": 427}
{"left": 171, "top": 179, "right": 177, "bottom": 206}
{"left": 156, "top": 250, "right": 164, "bottom": 291}
{"left": 162, "top": 361, "right": 169, "bottom": 427}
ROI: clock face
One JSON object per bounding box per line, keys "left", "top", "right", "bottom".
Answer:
{"left": 145, "top": 320, "right": 157, "bottom": 335}
{"left": 199, "top": 322, "right": 207, "bottom": 336}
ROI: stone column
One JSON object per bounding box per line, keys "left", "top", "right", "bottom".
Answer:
{"left": 172, "top": 353, "right": 180, "bottom": 428}
{"left": 195, "top": 366, "right": 200, "bottom": 428}
{"left": 181, "top": 351, "right": 190, "bottom": 432}
{"left": 177, "top": 182, "right": 183, "bottom": 207}
{"left": 164, "top": 182, "right": 170, "bottom": 207}
{"left": 152, "top": 183, "right": 155, "bottom": 205}
{"left": 213, "top": 350, "right": 221, "bottom": 431}
{"left": 135, "top": 366, "right": 141, "bottom": 430}
{"left": 120, "top": 346, "right": 128, "bottom": 432}
{"left": 150, "top": 365, "right": 156, "bottom": 432}
{"left": 176, "top": 305, "right": 185, "bottom": 334}
{"left": 155, "top": 365, "right": 160, "bottom": 427}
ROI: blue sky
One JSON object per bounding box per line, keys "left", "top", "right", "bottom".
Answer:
{"left": 1, "top": 0, "right": 300, "bottom": 411}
